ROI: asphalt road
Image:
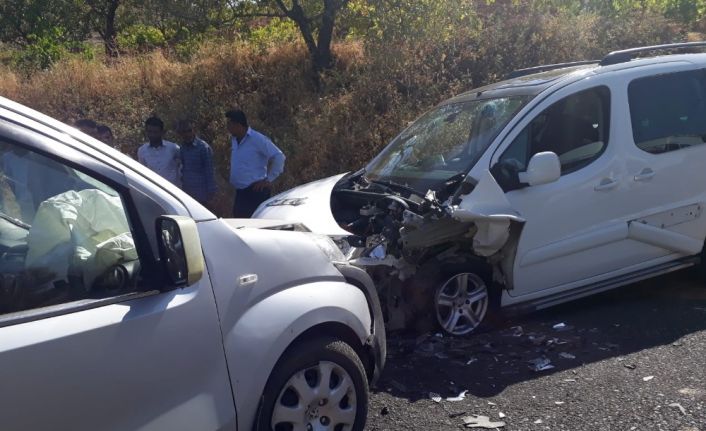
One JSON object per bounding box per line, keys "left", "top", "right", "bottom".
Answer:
{"left": 367, "top": 268, "right": 706, "bottom": 430}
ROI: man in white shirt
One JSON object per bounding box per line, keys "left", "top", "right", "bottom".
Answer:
{"left": 137, "top": 116, "right": 181, "bottom": 187}
{"left": 226, "top": 110, "right": 285, "bottom": 218}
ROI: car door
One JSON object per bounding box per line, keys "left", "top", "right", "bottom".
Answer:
{"left": 0, "top": 119, "right": 236, "bottom": 430}
{"left": 618, "top": 66, "right": 706, "bottom": 260}
{"left": 490, "top": 80, "right": 677, "bottom": 299}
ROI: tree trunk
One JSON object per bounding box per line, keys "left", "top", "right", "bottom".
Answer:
{"left": 314, "top": 0, "right": 339, "bottom": 71}
{"left": 104, "top": 0, "right": 120, "bottom": 58}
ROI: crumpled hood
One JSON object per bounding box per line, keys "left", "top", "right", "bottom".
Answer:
{"left": 252, "top": 173, "right": 351, "bottom": 237}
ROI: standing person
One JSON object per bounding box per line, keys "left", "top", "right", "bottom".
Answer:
{"left": 75, "top": 119, "right": 98, "bottom": 138}
{"left": 226, "top": 109, "right": 285, "bottom": 218}
{"left": 175, "top": 119, "right": 217, "bottom": 206}
{"left": 137, "top": 116, "right": 181, "bottom": 187}
{"left": 96, "top": 124, "right": 119, "bottom": 150}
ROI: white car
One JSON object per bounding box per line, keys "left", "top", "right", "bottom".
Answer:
{"left": 255, "top": 42, "right": 706, "bottom": 336}
{"left": 0, "top": 97, "right": 385, "bottom": 431}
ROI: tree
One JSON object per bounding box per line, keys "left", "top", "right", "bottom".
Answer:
{"left": 86, "top": 0, "right": 122, "bottom": 57}
{"left": 232, "top": 0, "right": 350, "bottom": 72}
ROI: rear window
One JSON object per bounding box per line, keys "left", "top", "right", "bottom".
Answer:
{"left": 628, "top": 69, "right": 706, "bottom": 154}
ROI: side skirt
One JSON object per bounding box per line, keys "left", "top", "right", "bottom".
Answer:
{"left": 502, "top": 256, "right": 699, "bottom": 315}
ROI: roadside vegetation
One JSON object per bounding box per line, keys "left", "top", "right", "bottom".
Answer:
{"left": 0, "top": 0, "right": 701, "bottom": 215}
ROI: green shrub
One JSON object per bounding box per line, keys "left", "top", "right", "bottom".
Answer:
{"left": 117, "top": 25, "right": 167, "bottom": 53}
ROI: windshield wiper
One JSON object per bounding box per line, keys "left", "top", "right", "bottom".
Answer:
{"left": 0, "top": 210, "right": 30, "bottom": 230}
{"left": 367, "top": 178, "right": 424, "bottom": 197}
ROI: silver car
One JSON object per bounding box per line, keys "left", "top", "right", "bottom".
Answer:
{"left": 0, "top": 97, "right": 385, "bottom": 431}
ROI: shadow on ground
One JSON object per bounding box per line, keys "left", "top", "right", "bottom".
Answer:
{"left": 374, "top": 268, "right": 706, "bottom": 400}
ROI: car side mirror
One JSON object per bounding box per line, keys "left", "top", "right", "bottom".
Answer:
{"left": 518, "top": 152, "right": 561, "bottom": 187}
{"left": 157, "top": 216, "right": 205, "bottom": 288}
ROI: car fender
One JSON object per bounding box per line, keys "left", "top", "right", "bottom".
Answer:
{"left": 226, "top": 281, "right": 372, "bottom": 431}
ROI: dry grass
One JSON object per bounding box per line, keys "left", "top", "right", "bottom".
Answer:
{"left": 0, "top": 8, "right": 683, "bottom": 216}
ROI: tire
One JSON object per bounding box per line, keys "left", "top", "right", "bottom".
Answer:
{"left": 255, "top": 337, "right": 369, "bottom": 431}
{"left": 406, "top": 262, "right": 497, "bottom": 336}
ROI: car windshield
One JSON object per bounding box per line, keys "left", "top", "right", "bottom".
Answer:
{"left": 365, "top": 96, "right": 532, "bottom": 191}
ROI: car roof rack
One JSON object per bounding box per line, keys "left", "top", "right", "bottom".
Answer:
{"left": 600, "top": 41, "right": 706, "bottom": 66}
{"left": 506, "top": 60, "right": 600, "bottom": 79}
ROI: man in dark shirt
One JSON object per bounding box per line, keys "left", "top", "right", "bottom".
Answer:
{"left": 175, "top": 119, "right": 217, "bottom": 206}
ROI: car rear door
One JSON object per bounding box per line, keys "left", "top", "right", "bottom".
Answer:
{"left": 0, "top": 116, "right": 236, "bottom": 430}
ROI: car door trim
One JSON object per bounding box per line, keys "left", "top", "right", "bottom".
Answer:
{"left": 0, "top": 290, "right": 161, "bottom": 329}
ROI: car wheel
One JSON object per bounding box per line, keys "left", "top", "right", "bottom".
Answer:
{"left": 255, "top": 337, "right": 369, "bottom": 431}
{"left": 434, "top": 272, "right": 489, "bottom": 336}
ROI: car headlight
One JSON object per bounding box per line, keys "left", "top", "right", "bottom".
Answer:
{"left": 306, "top": 233, "right": 347, "bottom": 263}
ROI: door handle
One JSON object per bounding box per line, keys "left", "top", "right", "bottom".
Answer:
{"left": 594, "top": 178, "right": 618, "bottom": 191}
{"left": 634, "top": 168, "right": 655, "bottom": 182}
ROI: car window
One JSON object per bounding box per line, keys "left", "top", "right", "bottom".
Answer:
{"left": 629, "top": 69, "right": 706, "bottom": 154}
{"left": 365, "top": 96, "right": 531, "bottom": 192}
{"left": 0, "top": 140, "right": 145, "bottom": 316}
{"left": 499, "top": 86, "right": 611, "bottom": 175}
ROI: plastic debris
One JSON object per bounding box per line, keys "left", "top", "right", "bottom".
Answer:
{"left": 563, "top": 379, "right": 577, "bottom": 383}
{"left": 430, "top": 392, "right": 442, "bottom": 403}
{"left": 668, "top": 403, "right": 686, "bottom": 415}
{"left": 511, "top": 326, "right": 524, "bottom": 337}
{"left": 559, "top": 352, "right": 576, "bottom": 360}
{"left": 447, "top": 390, "right": 468, "bottom": 402}
{"left": 487, "top": 401, "right": 497, "bottom": 406}
{"left": 534, "top": 419, "right": 543, "bottom": 424}
{"left": 552, "top": 322, "right": 573, "bottom": 331}
{"left": 624, "top": 364, "right": 637, "bottom": 370}
{"left": 643, "top": 376, "right": 655, "bottom": 382}
{"left": 528, "top": 357, "right": 555, "bottom": 372}
{"left": 498, "top": 412, "right": 506, "bottom": 418}
{"left": 467, "top": 357, "right": 479, "bottom": 365}
{"left": 462, "top": 415, "right": 506, "bottom": 429}
{"left": 555, "top": 401, "right": 565, "bottom": 406}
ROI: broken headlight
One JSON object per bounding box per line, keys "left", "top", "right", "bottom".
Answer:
{"left": 306, "top": 233, "right": 347, "bottom": 263}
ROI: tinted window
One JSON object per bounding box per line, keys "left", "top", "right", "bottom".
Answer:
{"left": 629, "top": 69, "right": 706, "bottom": 154}
{"left": 499, "top": 86, "right": 611, "bottom": 176}
{"left": 0, "top": 140, "right": 144, "bottom": 315}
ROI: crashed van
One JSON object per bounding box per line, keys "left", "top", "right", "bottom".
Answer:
{"left": 255, "top": 42, "right": 706, "bottom": 336}
{"left": 0, "top": 97, "right": 385, "bottom": 431}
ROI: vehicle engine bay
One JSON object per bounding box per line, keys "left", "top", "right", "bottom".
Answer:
{"left": 329, "top": 170, "right": 525, "bottom": 333}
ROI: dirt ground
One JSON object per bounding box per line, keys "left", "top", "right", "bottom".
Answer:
{"left": 368, "top": 268, "right": 706, "bottom": 430}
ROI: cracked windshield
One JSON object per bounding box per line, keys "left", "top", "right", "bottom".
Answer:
{"left": 366, "top": 96, "right": 531, "bottom": 191}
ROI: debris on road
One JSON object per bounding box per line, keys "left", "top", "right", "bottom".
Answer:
{"left": 643, "top": 376, "right": 655, "bottom": 382}
{"left": 380, "top": 406, "right": 390, "bottom": 416}
{"left": 447, "top": 390, "right": 468, "bottom": 402}
{"left": 559, "top": 352, "right": 576, "bottom": 360}
{"left": 499, "top": 412, "right": 506, "bottom": 418}
{"left": 552, "top": 322, "right": 574, "bottom": 332}
{"left": 429, "top": 392, "right": 442, "bottom": 403}
{"left": 528, "top": 357, "right": 555, "bottom": 372}
{"left": 624, "top": 363, "right": 637, "bottom": 370}
{"left": 462, "top": 415, "right": 507, "bottom": 429}
{"left": 534, "top": 419, "right": 543, "bottom": 424}
{"left": 668, "top": 403, "right": 687, "bottom": 415}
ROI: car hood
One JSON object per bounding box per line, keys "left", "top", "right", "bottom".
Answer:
{"left": 253, "top": 173, "right": 351, "bottom": 237}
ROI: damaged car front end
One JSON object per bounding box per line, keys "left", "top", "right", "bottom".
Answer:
{"left": 255, "top": 93, "right": 535, "bottom": 335}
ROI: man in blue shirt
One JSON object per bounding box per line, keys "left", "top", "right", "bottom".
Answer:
{"left": 226, "top": 110, "right": 285, "bottom": 218}
{"left": 175, "top": 119, "right": 217, "bottom": 206}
